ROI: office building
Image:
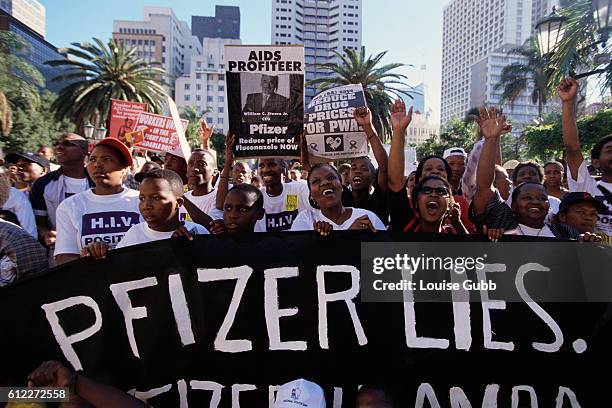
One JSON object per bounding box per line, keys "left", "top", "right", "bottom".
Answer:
{"left": 113, "top": 7, "right": 202, "bottom": 85}
{"left": 441, "top": 0, "right": 533, "bottom": 125}
{"left": 271, "top": 0, "right": 362, "bottom": 101}
{"left": 192, "top": 6, "right": 240, "bottom": 44}
{"left": 175, "top": 37, "right": 242, "bottom": 135}
{"left": 0, "top": 9, "right": 69, "bottom": 92}
{"left": 0, "top": 0, "right": 44, "bottom": 37}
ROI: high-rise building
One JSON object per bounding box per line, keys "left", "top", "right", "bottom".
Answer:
{"left": 113, "top": 7, "right": 202, "bottom": 85}
{"left": 192, "top": 6, "right": 240, "bottom": 44}
{"left": 531, "top": 0, "right": 560, "bottom": 32}
{"left": 270, "top": 0, "right": 363, "bottom": 102}
{"left": 0, "top": 0, "right": 45, "bottom": 37}
{"left": 470, "top": 45, "right": 553, "bottom": 135}
{"left": 0, "top": 8, "right": 69, "bottom": 92}
{"left": 175, "top": 37, "right": 241, "bottom": 135}
{"left": 440, "top": 0, "right": 533, "bottom": 125}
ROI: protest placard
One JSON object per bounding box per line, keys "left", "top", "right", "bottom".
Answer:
{"left": 108, "top": 99, "right": 148, "bottom": 144}
{"left": 130, "top": 112, "right": 189, "bottom": 156}
{"left": 304, "top": 84, "right": 369, "bottom": 162}
{"left": 226, "top": 45, "right": 304, "bottom": 159}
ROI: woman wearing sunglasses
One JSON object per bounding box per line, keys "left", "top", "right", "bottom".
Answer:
{"left": 403, "top": 175, "right": 468, "bottom": 234}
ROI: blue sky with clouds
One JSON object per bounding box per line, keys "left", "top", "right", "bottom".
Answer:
{"left": 43, "top": 0, "right": 447, "bottom": 123}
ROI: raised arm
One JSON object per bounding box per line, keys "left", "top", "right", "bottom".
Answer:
{"left": 354, "top": 106, "right": 388, "bottom": 191}
{"left": 299, "top": 132, "right": 311, "bottom": 172}
{"left": 198, "top": 118, "right": 215, "bottom": 150}
{"left": 216, "top": 133, "right": 235, "bottom": 210}
{"left": 473, "top": 107, "right": 510, "bottom": 215}
{"left": 388, "top": 99, "right": 413, "bottom": 192}
{"left": 557, "top": 77, "right": 584, "bottom": 180}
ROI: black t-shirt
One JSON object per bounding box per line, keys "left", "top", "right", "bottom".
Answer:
{"left": 341, "top": 181, "right": 390, "bottom": 225}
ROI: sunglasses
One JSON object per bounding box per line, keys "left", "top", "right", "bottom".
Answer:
{"left": 419, "top": 186, "right": 450, "bottom": 197}
{"left": 54, "top": 140, "right": 88, "bottom": 148}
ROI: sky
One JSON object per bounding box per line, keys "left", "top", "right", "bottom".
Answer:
{"left": 43, "top": 0, "right": 447, "bottom": 124}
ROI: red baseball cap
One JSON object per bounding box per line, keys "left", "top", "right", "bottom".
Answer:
{"left": 93, "top": 138, "right": 133, "bottom": 167}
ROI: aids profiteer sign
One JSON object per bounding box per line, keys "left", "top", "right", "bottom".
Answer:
{"left": 0, "top": 232, "right": 611, "bottom": 407}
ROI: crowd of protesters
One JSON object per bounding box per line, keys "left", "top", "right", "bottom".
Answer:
{"left": 0, "top": 77, "right": 609, "bottom": 286}
{"left": 0, "top": 77, "right": 610, "bottom": 407}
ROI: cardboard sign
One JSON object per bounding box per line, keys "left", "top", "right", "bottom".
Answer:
{"left": 131, "top": 112, "right": 189, "bottom": 156}
{"left": 108, "top": 99, "right": 148, "bottom": 144}
{"left": 305, "top": 84, "right": 369, "bottom": 161}
{"left": 226, "top": 45, "right": 304, "bottom": 159}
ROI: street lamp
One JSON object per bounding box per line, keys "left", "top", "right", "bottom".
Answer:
{"left": 83, "top": 122, "right": 95, "bottom": 140}
{"left": 535, "top": 7, "right": 568, "bottom": 56}
{"left": 94, "top": 126, "right": 107, "bottom": 140}
{"left": 592, "top": 0, "right": 612, "bottom": 35}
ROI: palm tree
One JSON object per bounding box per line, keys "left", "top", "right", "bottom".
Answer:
{"left": 494, "top": 38, "right": 552, "bottom": 119}
{"left": 306, "top": 47, "right": 412, "bottom": 141}
{"left": 0, "top": 32, "right": 45, "bottom": 136}
{"left": 45, "top": 38, "right": 167, "bottom": 130}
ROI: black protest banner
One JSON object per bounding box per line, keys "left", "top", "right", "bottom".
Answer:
{"left": 304, "top": 84, "right": 369, "bottom": 162}
{"left": 226, "top": 45, "right": 304, "bottom": 159}
{"left": 1, "top": 232, "right": 611, "bottom": 407}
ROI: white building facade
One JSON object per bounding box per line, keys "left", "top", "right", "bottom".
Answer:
{"left": 441, "top": 0, "right": 534, "bottom": 125}
{"left": 113, "top": 7, "right": 202, "bottom": 84}
{"left": 0, "top": 0, "right": 45, "bottom": 37}
{"left": 405, "top": 111, "right": 440, "bottom": 146}
{"left": 270, "top": 0, "right": 362, "bottom": 101}
{"left": 175, "top": 38, "right": 242, "bottom": 135}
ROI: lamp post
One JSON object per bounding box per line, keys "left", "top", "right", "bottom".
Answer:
{"left": 94, "top": 126, "right": 107, "bottom": 140}
{"left": 536, "top": 3, "right": 612, "bottom": 79}
{"left": 535, "top": 7, "right": 568, "bottom": 56}
{"left": 83, "top": 122, "right": 95, "bottom": 140}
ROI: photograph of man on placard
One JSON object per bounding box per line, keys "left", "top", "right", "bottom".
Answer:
{"left": 241, "top": 73, "right": 290, "bottom": 122}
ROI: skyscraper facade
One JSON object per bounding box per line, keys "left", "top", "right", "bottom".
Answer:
{"left": 113, "top": 7, "right": 202, "bottom": 84}
{"left": 192, "top": 6, "right": 240, "bottom": 44}
{"left": 440, "top": 0, "right": 533, "bottom": 125}
{"left": 0, "top": 0, "right": 45, "bottom": 37}
{"left": 270, "top": 0, "right": 362, "bottom": 101}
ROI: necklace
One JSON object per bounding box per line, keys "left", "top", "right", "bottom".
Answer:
{"left": 517, "top": 224, "right": 546, "bottom": 237}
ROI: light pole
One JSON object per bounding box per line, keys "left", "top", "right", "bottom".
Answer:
{"left": 83, "top": 122, "right": 107, "bottom": 141}
{"left": 535, "top": 2, "right": 612, "bottom": 79}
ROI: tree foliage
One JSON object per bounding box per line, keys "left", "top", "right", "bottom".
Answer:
{"left": 0, "top": 31, "right": 45, "bottom": 136}
{"left": 2, "top": 91, "right": 75, "bottom": 152}
{"left": 305, "top": 47, "right": 412, "bottom": 141}
{"left": 46, "top": 38, "right": 167, "bottom": 129}
{"left": 415, "top": 118, "right": 477, "bottom": 160}
{"left": 523, "top": 109, "right": 612, "bottom": 162}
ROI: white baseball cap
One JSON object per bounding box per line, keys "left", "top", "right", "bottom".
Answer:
{"left": 443, "top": 147, "right": 467, "bottom": 159}
{"left": 274, "top": 379, "right": 326, "bottom": 408}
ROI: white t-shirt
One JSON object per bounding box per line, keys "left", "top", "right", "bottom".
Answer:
{"left": 505, "top": 223, "right": 556, "bottom": 238}
{"left": 2, "top": 187, "right": 37, "bottom": 238}
{"left": 180, "top": 189, "right": 218, "bottom": 222}
{"left": 261, "top": 182, "right": 311, "bottom": 231}
{"left": 568, "top": 161, "right": 612, "bottom": 240}
{"left": 291, "top": 207, "right": 387, "bottom": 231}
{"left": 116, "top": 221, "right": 208, "bottom": 248}
{"left": 54, "top": 188, "right": 141, "bottom": 256}
{"left": 63, "top": 176, "right": 89, "bottom": 199}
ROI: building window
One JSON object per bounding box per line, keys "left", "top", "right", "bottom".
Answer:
{"left": 196, "top": 84, "right": 201, "bottom": 90}
{"left": 196, "top": 95, "right": 201, "bottom": 101}
{"left": 218, "top": 107, "right": 223, "bottom": 113}
{"left": 184, "top": 84, "right": 190, "bottom": 90}
{"left": 218, "top": 96, "right": 224, "bottom": 102}
{"left": 207, "top": 96, "right": 213, "bottom": 102}
{"left": 218, "top": 85, "right": 224, "bottom": 91}
{"left": 185, "top": 95, "right": 190, "bottom": 101}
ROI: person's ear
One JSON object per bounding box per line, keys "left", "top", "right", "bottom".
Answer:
{"left": 256, "top": 208, "right": 265, "bottom": 221}
{"left": 558, "top": 212, "right": 567, "bottom": 224}
{"left": 592, "top": 158, "right": 600, "bottom": 169}
{"left": 176, "top": 197, "right": 184, "bottom": 209}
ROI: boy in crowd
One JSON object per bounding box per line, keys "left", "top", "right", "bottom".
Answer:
{"left": 54, "top": 138, "right": 141, "bottom": 265}
{"left": 444, "top": 147, "right": 467, "bottom": 195}
{"left": 82, "top": 169, "right": 208, "bottom": 259}
{"left": 181, "top": 148, "right": 218, "bottom": 221}
{"left": 5, "top": 152, "right": 49, "bottom": 194}
{"left": 210, "top": 183, "right": 265, "bottom": 233}
{"left": 559, "top": 76, "right": 612, "bottom": 243}
{"left": 554, "top": 192, "right": 606, "bottom": 236}
{"left": 30, "top": 133, "right": 94, "bottom": 250}
{"left": 0, "top": 158, "right": 37, "bottom": 238}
